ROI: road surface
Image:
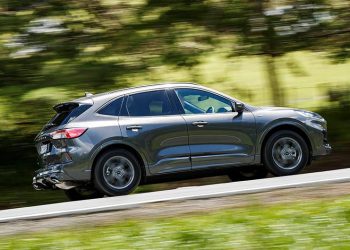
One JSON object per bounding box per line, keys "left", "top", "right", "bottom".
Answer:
{"left": 0, "top": 168, "right": 350, "bottom": 223}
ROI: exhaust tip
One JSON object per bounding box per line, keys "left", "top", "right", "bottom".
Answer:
{"left": 33, "top": 183, "right": 46, "bottom": 191}
{"left": 50, "top": 178, "right": 60, "bottom": 184}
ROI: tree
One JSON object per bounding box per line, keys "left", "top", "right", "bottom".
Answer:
{"left": 141, "top": 0, "right": 334, "bottom": 106}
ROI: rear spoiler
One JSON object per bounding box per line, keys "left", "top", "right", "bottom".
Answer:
{"left": 53, "top": 98, "right": 94, "bottom": 112}
{"left": 53, "top": 102, "right": 79, "bottom": 113}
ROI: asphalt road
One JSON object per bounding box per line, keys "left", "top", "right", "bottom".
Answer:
{"left": 1, "top": 168, "right": 350, "bottom": 223}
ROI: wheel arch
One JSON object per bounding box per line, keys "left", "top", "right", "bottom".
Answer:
{"left": 90, "top": 142, "right": 148, "bottom": 183}
{"left": 259, "top": 123, "right": 313, "bottom": 165}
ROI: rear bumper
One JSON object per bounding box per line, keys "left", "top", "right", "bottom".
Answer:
{"left": 32, "top": 165, "right": 77, "bottom": 190}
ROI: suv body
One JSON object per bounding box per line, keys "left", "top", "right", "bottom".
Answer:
{"left": 33, "top": 83, "right": 331, "bottom": 199}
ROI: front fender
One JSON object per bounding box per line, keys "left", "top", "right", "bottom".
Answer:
{"left": 256, "top": 118, "right": 313, "bottom": 158}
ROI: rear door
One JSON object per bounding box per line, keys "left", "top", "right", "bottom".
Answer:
{"left": 118, "top": 89, "right": 191, "bottom": 174}
{"left": 173, "top": 88, "right": 256, "bottom": 170}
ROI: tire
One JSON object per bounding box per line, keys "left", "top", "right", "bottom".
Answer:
{"left": 228, "top": 165, "right": 268, "bottom": 181}
{"left": 93, "top": 149, "right": 141, "bottom": 196}
{"left": 263, "top": 130, "right": 309, "bottom": 176}
{"left": 64, "top": 186, "right": 104, "bottom": 201}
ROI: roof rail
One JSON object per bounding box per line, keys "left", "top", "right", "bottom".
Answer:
{"left": 106, "top": 82, "right": 198, "bottom": 94}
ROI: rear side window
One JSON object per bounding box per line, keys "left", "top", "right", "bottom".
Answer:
{"left": 98, "top": 97, "right": 124, "bottom": 116}
{"left": 125, "top": 90, "right": 174, "bottom": 116}
{"left": 45, "top": 103, "right": 91, "bottom": 130}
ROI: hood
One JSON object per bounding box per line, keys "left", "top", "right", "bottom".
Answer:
{"left": 254, "top": 106, "right": 324, "bottom": 120}
{"left": 256, "top": 106, "right": 313, "bottom": 114}
{"left": 257, "top": 106, "right": 298, "bottom": 111}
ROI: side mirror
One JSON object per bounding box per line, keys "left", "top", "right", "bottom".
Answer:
{"left": 198, "top": 95, "right": 209, "bottom": 102}
{"left": 234, "top": 102, "right": 245, "bottom": 113}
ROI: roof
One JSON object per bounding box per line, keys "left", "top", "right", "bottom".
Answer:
{"left": 73, "top": 82, "right": 198, "bottom": 103}
{"left": 68, "top": 82, "right": 254, "bottom": 110}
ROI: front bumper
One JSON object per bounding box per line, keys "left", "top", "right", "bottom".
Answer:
{"left": 313, "top": 143, "right": 332, "bottom": 160}
{"left": 323, "top": 143, "right": 332, "bottom": 155}
{"left": 32, "top": 165, "right": 77, "bottom": 190}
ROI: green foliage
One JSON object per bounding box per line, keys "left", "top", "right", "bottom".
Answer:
{"left": 0, "top": 0, "right": 349, "bottom": 207}
{"left": 0, "top": 0, "right": 348, "bottom": 137}
{"left": 1, "top": 196, "right": 350, "bottom": 249}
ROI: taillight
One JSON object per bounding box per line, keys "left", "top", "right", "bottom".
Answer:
{"left": 50, "top": 128, "right": 87, "bottom": 139}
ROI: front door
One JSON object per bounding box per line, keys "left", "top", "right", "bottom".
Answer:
{"left": 173, "top": 88, "right": 256, "bottom": 170}
{"left": 118, "top": 89, "right": 191, "bottom": 174}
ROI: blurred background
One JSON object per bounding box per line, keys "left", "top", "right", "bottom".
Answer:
{"left": 0, "top": 0, "right": 349, "bottom": 209}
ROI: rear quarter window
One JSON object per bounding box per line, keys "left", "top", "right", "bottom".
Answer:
{"left": 97, "top": 97, "right": 124, "bottom": 116}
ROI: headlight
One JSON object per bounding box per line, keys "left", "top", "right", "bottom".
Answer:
{"left": 296, "top": 110, "right": 324, "bottom": 121}
{"left": 297, "top": 110, "right": 327, "bottom": 130}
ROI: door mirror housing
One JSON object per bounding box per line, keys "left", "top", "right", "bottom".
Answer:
{"left": 234, "top": 102, "right": 245, "bottom": 113}
{"left": 198, "top": 95, "right": 209, "bottom": 102}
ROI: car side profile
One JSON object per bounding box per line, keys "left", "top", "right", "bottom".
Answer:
{"left": 33, "top": 83, "right": 331, "bottom": 200}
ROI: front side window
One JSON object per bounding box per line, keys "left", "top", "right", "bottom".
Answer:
{"left": 175, "top": 88, "right": 233, "bottom": 114}
{"left": 126, "top": 90, "right": 174, "bottom": 116}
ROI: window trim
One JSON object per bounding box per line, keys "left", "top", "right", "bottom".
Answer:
{"left": 172, "top": 87, "right": 236, "bottom": 115}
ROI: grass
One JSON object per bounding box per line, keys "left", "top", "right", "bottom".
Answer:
{"left": 0, "top": 188, "right": 66, "bottom": 209}
{"left": 1, "top": 195, "right": 350, "bottom": 249}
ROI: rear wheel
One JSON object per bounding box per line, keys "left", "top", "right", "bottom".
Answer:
{"left": 263, "top": 130, "right": 309, "bottom": 176}
{"left": 93, "top": 149, "right": 141, "bottom": 196}
{"left": 64, "top": 186, "right": 104, "bottom": 201}
{"left": 228, "top": 165, "right": 268, "bottom": 181}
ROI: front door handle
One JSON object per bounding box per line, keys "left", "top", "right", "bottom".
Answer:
{"left": 192, "top": 121, "right": 208, "bottom": 127}
{"left": 126, "top": 125, "right": 143, "bottom": 131}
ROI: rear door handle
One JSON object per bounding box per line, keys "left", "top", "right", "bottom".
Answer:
{"left": 126, "top": 125, "right": 143, "bottom": 131}
{"left": 192, "top": 121, "right": 208, "bottom": 127}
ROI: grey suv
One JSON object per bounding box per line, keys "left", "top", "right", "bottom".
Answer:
{"left": 33, "top": 83, "right": 331, "bottom": 200}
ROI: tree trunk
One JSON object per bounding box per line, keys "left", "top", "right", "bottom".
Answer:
{"left": 264, "top": 55, "right": 285, "bottom": 106}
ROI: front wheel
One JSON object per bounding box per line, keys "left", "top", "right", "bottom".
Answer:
{"left": 93, "top": 149, "right": 141, "bottom": 196}
{"left": 263, "top": 130, "right": 309, "bottom": 176}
